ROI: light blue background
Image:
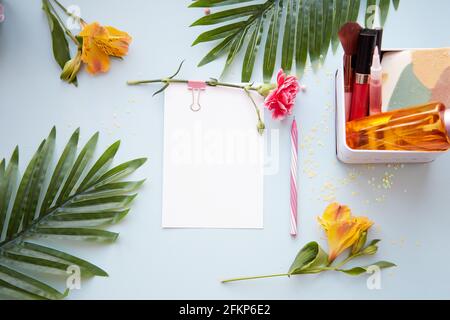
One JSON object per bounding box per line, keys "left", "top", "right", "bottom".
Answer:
{"left": 0, "top": 0, "right": 449, "bottom": 299}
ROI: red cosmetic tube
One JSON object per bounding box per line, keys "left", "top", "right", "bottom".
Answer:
{"left": 350, "top": 74, "right": 370, "bottom": 120}
{"left": 348, "top": 29, "right": 376, "bottom": 121}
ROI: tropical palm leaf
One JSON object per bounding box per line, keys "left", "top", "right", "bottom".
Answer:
{"left": 190, "top": 0, "right": 401, "bottom": 82}
{"left": 0, "top": 127, "right": 146, "bottom": 299}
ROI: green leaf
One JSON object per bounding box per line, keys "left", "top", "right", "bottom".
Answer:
{"left": 92, "top": 158, "right": 147, "bottom": 188}
{"left": 379, "top": 0, "right": 390, "bottom": 26}
{"left": 82, "top": 180, "right": 145, "bottom": 199}
{"left": 223, "top": 28, "right": 248, "bottom": 74}
{"left": 331, "top": 0, "right": 343, "bottom": 53}
{"left": 192, "top": 22, "right": 245, "bottom": 45}
{"left": 57, "top": 132, "right": 99, "bottom": 204}
{"left": 393, "top": 0, "right": 400, "bottom": 10}
{"left": 348, "top": 0, "right": 361, "bottom": 22}
{"left": 169, "top": 60, "right": 185, "bottom": 80}
{"left": 288, "top": 242, "right": 328, "bottom": 275}
{"left": 40, "top": 129, "right": 79, "bottom": 217}
{"left": 295, "top": 0, "right": 309, "bottom": 77}
{"left": 0, "top": 264, "right": 66, "bottom": 299}
{"left": 153, "top": 83, "right": 170, "bottom": 97}
{"left": 308, "top": 0, "right": 317, "bottom": 63}
{"left": 242, "top": 15, "right": 266, "bottom": 82}
{"left": 21, "top": 242, "right": 108, "bottom": 277}
{"left": 189, "top": 0, "right": 254, "bottom": 7}
{"left": 339, "top": 261, "right": 397, "bottom": 276}
{"left": 66, "top": 195, "right": 137, "bottom": 212}
{"left": 191, "top": 5, "right": 263, "bottom": 26}
{"left": 77, "top": 140, "right": 121, "bottom": 192}
{"left": 1, "top": 251, "right": 71, "bottom": 274}
{"left": 338, "top": 0, "right": 351, "bottom": 37}
{"left": 23, "top": 127, "right": 56, "bottom": 228}
{"left": 0, "top": 128, "right": 146, "bottom": 299}
{"left": 0, "top": 159, "right": 4, "bottom": 180}
{"left": 281, "top": 0, "right": 296, "bottom": 73}
{"left": 0, "top": 279, "right": 45, "bottom": 300}
{"left": 6, "top": 141, "right": 46, "bottom": 239}
{"left": 365, "top": 0, "right": 376, "bottom": 28}
{"left": 0, "top": 147, "right": 19, "bottom": 237}
{"left": 263, "top": 1, "right": 283, "bottom": 82}
{"left": 198, "top": 35, "right": 235, "bottom": 67}
{"left": 42, "top": 0, "right": 71, "bottom": 70}
{"left": 190, "top": 0, "right": 399, "bottom": 82}
{"left": 47, "top": 210, "right": 129, "bottom": 227}
{"left": 320, "top": 0, "right": 333, "bottom": 59}
{"left": 313, "top": 0, "right": 324, "bottom": 66}
{"left": 366, "top": 239, "right": 381, "bottom": 247}
{"left": 35, "top": 228, "right": 119, "bottom": 242}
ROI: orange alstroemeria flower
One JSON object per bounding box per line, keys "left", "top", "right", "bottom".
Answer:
{"left": 318, "top": 203, "right": 373, "bottom": 263}
{"left": 79, "top": 22, "right": 132, "bottom": 74}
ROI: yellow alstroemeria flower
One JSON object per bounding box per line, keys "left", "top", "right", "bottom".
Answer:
{"left": 318, "top": 203, "right": 373, "bottom": 263}
{"left": 79, "top": 22, "right": 132, "bottom": 74}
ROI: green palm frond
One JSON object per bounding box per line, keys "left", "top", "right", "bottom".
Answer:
{"left": 0, "top": 127, "right": 146, "bottom": 299}
{"left": 190, "top": 0, "right": 401, "bottom": 82}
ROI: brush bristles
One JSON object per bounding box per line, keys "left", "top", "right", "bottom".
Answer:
{"left": 338, "top": 22, "right": 363, "bottom": 55}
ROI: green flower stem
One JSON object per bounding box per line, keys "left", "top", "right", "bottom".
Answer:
{"left": 331, "top": 253, "right": 362, "bottom": 269}
{"left": 222, "top": 253, "right": 367, "bottom": 283}
{"left": 127, "top": 78, "right": 259, "bottom": 92}
{"left": 244, "top": 87, "right": 265, "bottom": 134}
{"left": 222, "top": 273, "right": 289, "bottom": 283}
{"left": 47, "top": 0, "right": 80, "bottom": 46}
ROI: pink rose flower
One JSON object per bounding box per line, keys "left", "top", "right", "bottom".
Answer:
{"left": 0, "top": 4, "right": 4, "bottom": 23}
{"left": 264, "top": 69, "right": 300, "bottom": 120}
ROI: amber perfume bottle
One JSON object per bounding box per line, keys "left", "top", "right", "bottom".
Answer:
{"left": 346, "top": 102, "right": 450, "bottom": 151}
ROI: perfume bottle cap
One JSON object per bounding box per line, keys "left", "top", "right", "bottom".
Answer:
{"left": 355, "top": 29, "right": 377, "bottom": 75}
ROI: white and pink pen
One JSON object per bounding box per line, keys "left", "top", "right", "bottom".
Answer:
{"left": 290, "top": 118, "right": 298, "bottom": 237}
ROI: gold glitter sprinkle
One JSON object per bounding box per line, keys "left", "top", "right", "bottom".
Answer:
{"left": 382, "top": 172, "right": 394, "bottom": 189}
{"left": 322, "top": 194, "right": 336, "bottom": 202}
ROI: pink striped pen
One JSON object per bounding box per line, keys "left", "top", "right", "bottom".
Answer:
{"left": 290, "top": 118, "right": 299, "bottom": 237}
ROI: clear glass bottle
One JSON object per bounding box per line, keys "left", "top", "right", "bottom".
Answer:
{"left": 346, "top": 102, "right": 450, "bottom": 151}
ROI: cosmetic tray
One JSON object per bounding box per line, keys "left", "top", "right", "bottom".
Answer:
{"left": 335, "top": 50, "right": 448, "bottom": 164}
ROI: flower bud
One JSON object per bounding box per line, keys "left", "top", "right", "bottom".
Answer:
{"left": 60, "top": 50, "right": 82, "bottom": 84}
{"left": 362, "top": 245, "right": 378, "bottom": 256}
{"left": 257, "top": 83, "right": 276, "bottom": 97}
{"left": 351, "top": 231, "right": 367, "bottom": 255}
{"left": 257, "top": 119, "right": 266, "bottom": 135}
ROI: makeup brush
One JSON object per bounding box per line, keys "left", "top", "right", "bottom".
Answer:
{"left": 339, "top": 22, "right": 363, "bottom": 121}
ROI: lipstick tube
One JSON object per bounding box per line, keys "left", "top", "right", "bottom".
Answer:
{"left": 349, "top": 30, "right": 377, "bottom": 121}
{"left": 351, "top": 74, "right": 370, "bottom": 120}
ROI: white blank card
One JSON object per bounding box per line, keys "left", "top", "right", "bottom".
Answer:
{"left": 162, "top": 84, "right": 264, "bottom": 228}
